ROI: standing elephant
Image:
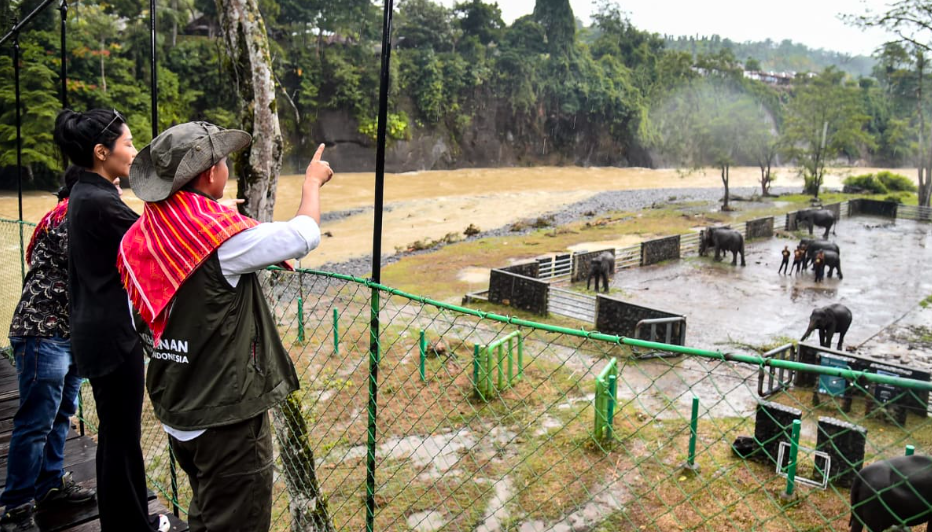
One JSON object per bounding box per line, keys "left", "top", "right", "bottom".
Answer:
{"left": 699, "top": 227, "right": 746, "bottom": 266}
{"left": 800, "top": 239, "right": 840, "bottom": 269}
{"left": 801, "top": 303, "right": 852, "bottom": 350}
{"left": 587, "top": 252, "right": 614, "bottom": 293}
{"left": 821, "top": 250, "right": 843, "bottom": 279}
{"left": 797, "top": 209, "right": 836, "bottom": 239}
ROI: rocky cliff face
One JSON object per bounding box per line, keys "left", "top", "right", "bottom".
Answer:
{"left": 288, "top": 104, "right": 651, "bottom": 174}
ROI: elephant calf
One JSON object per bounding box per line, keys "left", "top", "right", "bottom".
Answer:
{"left": 587, "top": 252, "right": 614, "bottom": 293}
{"left": 850, "top": 455, "right": 932, "bottom": 532}
{"left": 801, "top": 303, "right": 852, "bottom": 350}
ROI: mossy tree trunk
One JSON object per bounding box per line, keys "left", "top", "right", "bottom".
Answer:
{"left": 272, "top": 393, "right": 335, "bottom": 532}
{"left": 215, "top": 0, "right": 283, "bottom": 222}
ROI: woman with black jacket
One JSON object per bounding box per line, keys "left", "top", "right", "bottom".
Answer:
{"left": 53, "top": 109, "right": 166, "bottom": 532}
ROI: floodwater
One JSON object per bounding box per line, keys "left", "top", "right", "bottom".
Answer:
{"left": 608, "top": 216, "right": 932, "bottom": 368}
{"left": 0, "top": 166, "right": 891, "bottom": 268}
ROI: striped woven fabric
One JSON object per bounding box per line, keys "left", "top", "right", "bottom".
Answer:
{"left": 117, "top": 190, "right": 262, "bottom": 345}
{"left": 26, "top": 199, "right": 68, "bottom": 265}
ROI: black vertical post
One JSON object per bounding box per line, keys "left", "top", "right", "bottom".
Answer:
{"left": 149, "top": 0, "right": 158, "bottom": 137}
{"left": 365, "top": 1, "right": 394, "bottom": 531}
{"left": 59, "top": 0, "right": 66, "bottom": 109}
{"left": 13, "top": 24, "right": 24, "bottom": 281}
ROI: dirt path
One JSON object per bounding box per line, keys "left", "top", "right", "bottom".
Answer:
{"left": 0, "top": 166, "right": 902, "bottom": 267}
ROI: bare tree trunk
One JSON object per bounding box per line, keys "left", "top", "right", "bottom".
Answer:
{"left": 721, "top": 164, "right": 730, "bottom": 210}
{"left": 171, "top": 0, "right": 178, "bottom": 47}
{"left": 918, "top": 52, "right": 931, "bottom": 207}
{"left": 272, "top": 394, "right": 335, "bottom": 532}
{"left": 99, "top": 41, "right": 107, "bottom": 93}
{"left": 216, "top": 0, "right": 283, "bottom": 222}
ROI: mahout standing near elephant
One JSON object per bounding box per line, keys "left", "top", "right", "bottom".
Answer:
{"left": 778, "top": 245, "right": 791, "bottom": 275}
{"left": 699, "top": 227, "right": 746, "bottom": 266}
{"left": 792, "top": 247, "right": 805, "bottom": 275}
{"left": 801, "top": 303, "right": 852, "bottom": 350}
{"left": 800, "top": 239, "right": 839, "bottom": 269}
{"left": 797, "top": 208, "right": 836, "bottom": 239}
{"left": 814, "top": 251, "right": 826, "bottom": 283}
{"left": 587, "top": 252, "right": 613, "bottom": 293}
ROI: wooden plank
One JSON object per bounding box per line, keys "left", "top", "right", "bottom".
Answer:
{"left": 36, "top": 490, "right": 160, "bottom": 532}
{"left": 0, "top": 449, "right": 95, "bottom": 489}
{"left": 59, "top": 498, "right": 188, "bottom": 532}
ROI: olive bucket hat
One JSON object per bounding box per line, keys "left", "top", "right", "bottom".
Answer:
{"left": 129, "top": 121, "right": 251, "bottom": 202}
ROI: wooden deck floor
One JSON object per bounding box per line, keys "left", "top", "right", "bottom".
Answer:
{"left": 0, "top": 359, "right": 187, "bottom": 531}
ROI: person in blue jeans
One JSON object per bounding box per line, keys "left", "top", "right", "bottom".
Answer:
{"left": 1, "top": 166, "right": 96, "bottom": 532}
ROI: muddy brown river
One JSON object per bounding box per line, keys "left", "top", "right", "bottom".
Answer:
{"left": 0, "top": 166, "right": 889, "bottom": 267}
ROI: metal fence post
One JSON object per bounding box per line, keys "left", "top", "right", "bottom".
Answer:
{"left": 688, "top": 397, "right": 699, "bottom": 469}
{"left": 784, "top": 419, "right": 802, "bottom": 498}
{"left": 168, "top": 440, "right": 180, "bottom": 517}
{"left": 13, "top": 25, "right": 25, "bottom": 282}
{"left": 419, "top": 330, "right": 426, "bottom": 382}
{"left": 333, "top": 307, "right": 339, "bottom": 355}
{"left": 296, "top": 296, "right": 304, "bottom": 343}
{"left": 906, "top": 445, "right": 915, "bottom": 456}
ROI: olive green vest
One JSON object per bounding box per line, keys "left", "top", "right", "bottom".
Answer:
{"left": 145, "top": 253, "right": 299, "bottom": 430}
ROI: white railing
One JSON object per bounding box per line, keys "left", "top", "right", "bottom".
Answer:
{"left": 681, "top": 232, "right": 701, "bottom": 256}
{"left": 547, "top": 287, "right": 597, "bottom": 323}
{"left": 537, "top": 253, "right": 573, "bottom": 280}
{"left": 614, "top": 244, "right": 641, "bottom": 271}
{"left": 898, "top": 204, "right": 932, "bottom": 221}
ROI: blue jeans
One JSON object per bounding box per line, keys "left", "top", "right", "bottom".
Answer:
{"left": 0, "top": 336, "right": 82, "bottom": 510}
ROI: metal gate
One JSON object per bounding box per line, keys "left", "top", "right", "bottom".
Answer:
{"left": 547, "top": 287, "right": 596, "bottom": 323}
{"left": 758, "top": 343, "right": 796, "bottom": 398}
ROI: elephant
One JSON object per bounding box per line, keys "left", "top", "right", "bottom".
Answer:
{"left": 821, "top": 250, "right": 843, "bottom": 279}
{"left": 800, "top": 239, "right": 840, "bottom": 269}
{"left": 801, "top": 303, "right": 852, "bottom": 350}
{"left": 699, "top": 227, "right": 746, "bottom": 266}
{"left": 796, "top": 208, "right": 836, "bottom": 239}
{"left": 586, "top": 252, "right": 614, "bottom": 293}
{"left": 850, "top": 455, "right": 932, "bottom": 532}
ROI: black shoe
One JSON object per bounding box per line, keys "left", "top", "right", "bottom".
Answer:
{"left": 36, "top": 472, "right": 96, "bottom": 508}
{"left": 0, "top": 504, "right": 39, "bottom": 532}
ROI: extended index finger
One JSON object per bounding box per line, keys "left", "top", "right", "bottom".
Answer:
{"left": 312, "top": 143, "right": 325, "bottom": 162}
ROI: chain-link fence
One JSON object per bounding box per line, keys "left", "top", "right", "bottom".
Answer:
{"left": 2, "top": 217, "right": 932, "bottom": 531}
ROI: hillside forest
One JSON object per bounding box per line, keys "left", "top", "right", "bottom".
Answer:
{"left": 1, "top": 0, "right": 932, "bottom": 207}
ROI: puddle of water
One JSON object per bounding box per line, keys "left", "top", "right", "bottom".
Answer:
{"left": 407, "top": 511, "right": 446, "bottom": 532}
{"left": 566, "top": 235, "right": 643, "bottom": 254}
{"left": 458, "top": 266, "right": 491, "bottom": 285}
{"left": 475, "top": 477, "right": 514, "bottom": 532}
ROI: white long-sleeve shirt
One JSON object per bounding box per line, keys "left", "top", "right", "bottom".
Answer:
{"left": 163, "top": 215, "right": 320, "bottom": 441}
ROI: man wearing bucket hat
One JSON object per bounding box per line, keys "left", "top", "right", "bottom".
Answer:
{"left": 118, "top": 121, "right": 333, "bottom": 531}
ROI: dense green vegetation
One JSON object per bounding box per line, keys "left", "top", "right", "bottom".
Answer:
{"left": 1, "top": 0, "right": 931, "bottom": 208}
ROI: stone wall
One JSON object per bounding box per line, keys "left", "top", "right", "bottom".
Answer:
{"left": 850, "top": 199, "right": 898, "bottom": 218}
{"left": 595, "top": 295, "right": 685, "bottom": 344}
{"left": 501, "top": 261, "right": 540, "bottom": 279}
{"left": 754, "top": 401, "right": 802, "bottom": 466}
{"left": 745, "top": 217, "right": 774, "bottom": 240}
{"left": 640, "top": 235, "right": 680, "bottom": 266}
{"left": 488, "top": 269, "right": 548, "bottom": 315}
{"left": 816, "top": 417, "right": 867, "bottom": 488}
{"left": 822, "top": 202, "right": 842, "bottom": 220}
{"left": 572, "top": 249, "right": 615, "bottom": 283}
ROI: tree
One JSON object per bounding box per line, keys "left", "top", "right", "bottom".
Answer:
{"left": 652, "top": 80, "right": 773, "bottom": 209}
{"left": 745, "top": 57, "right": 761, "bottom": 71}
{"left": 532, "top": 0, "right": 575, "bottom": 56}
{"left": 848, "top": 0, "right": 932, "bottom": 205}
{"left": 781, "top": 68, "right": 872, "bottom": 199}
{"left": 454, "top": 0, "right": 504, "bottom": 45}
{"left": 396, "top": 0, "right": 456, "bottom": 52}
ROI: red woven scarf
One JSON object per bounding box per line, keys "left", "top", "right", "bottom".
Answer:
{"left": 26, "top": 199, "right": 68, "bottom": 265}
{"left": 118, "top": 190, "right": 272, "bottom": 344}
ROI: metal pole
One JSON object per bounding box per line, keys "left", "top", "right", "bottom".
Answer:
{"left": 332, "top": 307, "right": 339, "bottom": 355}
{"left": 149, "top": 0, "right": 158, "bottom": 136}
{"left": 606, "top": 373, "right": 617, "bottom": 441}
{"left": 418, "top": 330, "right": 426, "bottom": 382}
{"left": 688, "top": 397, "right": 699, "bottom": 468}
{"left": 168, "top": 441, "right": 180, "bottom": 517}
{"left": 906, "top": 445, "right": 915, "bottom": 456}
{"left": 296, "top": 297, "right": 304, "bottom": 343}
{"left": 59, "top": 0, "right": 67, "bottom": 109}
{"left": 0, "top": 0, "right": 57, "bottom": 47}
{"left": 472, "top": 344, "right": 480, "bottom": 396}
{"left": 13, "top": 26, "right": 25, "bottom": 281}
{"left": 784, "top": 419, "right": 802, "bottom": 498}
{"left": 366, "top": 0, "right": 394, "bottom": 530}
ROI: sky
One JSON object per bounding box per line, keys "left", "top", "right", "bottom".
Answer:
{"left": 437, "top": 0, "right": 900, "bottom": 57}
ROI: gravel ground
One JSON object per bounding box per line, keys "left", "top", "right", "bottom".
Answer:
{"left": 317, "top": 185, "right": 813, "bottom": 277}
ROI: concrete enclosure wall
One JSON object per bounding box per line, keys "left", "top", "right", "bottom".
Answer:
{"left": 501, "top": 261, "right": 540, "bottom": 279}
{"left": 850, "top": 199, "right": 898, "bottom": 218}
{"left": 641, "top": 235, "right": 681, "bottom": 266}
{"left": 572, "top": 249, "right": 616, "bottom": 283}
{"left": 595, "top": 295, "right": 685, "bottom": 343}
{"left": 746, "top": 217, "right": 774, "bottom": 240}
{"left": 488, "top": 269, "right": 549, "bottom": 315}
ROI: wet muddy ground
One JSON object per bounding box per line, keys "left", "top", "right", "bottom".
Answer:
{"left": 604, "top": 216, "right": 932, "bottom": 370}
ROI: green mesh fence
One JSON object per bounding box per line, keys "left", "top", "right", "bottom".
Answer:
{"left": 2, "top": 217, "right": 932, "bottom": 531}
{"left": 0, "top": 218, "right": 32, "bottom": 354}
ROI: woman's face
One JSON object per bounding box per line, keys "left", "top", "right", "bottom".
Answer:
{"left": 98, "top": 124, "right": 137, "bottom": 181}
